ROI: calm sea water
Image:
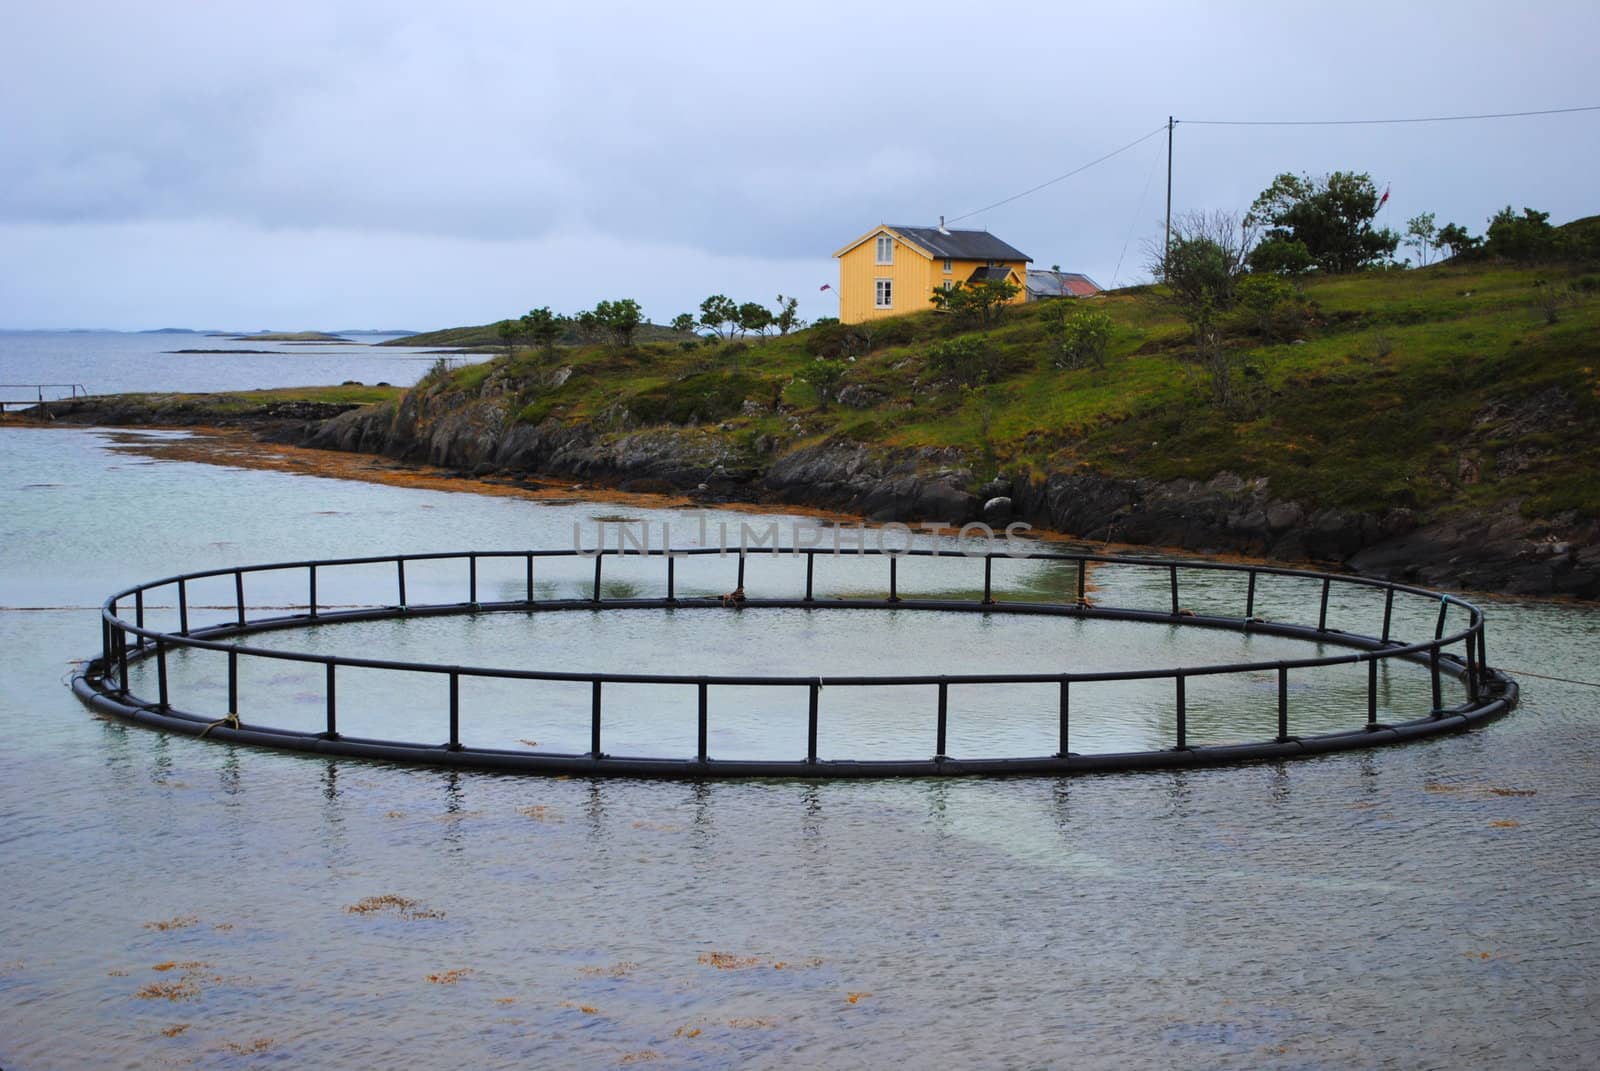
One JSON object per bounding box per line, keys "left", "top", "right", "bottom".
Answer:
{"left": 1, "top": 346, "right": 1598, "bottom": 1068}
{"left": 0, "top": 329, "right": 479, "bottom": 397}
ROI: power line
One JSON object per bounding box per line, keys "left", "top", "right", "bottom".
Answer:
{"left": 947, "top": 124, "right": 1168, "bottom": 224}
{"left": 1181, "top": 104, "right": 1600, "bottom": 127}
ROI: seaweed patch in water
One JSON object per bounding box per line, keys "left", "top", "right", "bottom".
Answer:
{"left": 344, "top": 894, "right": 445, "bottom": 920}
{"left": 578, "top": 961, "right": 637, "bottom": 978}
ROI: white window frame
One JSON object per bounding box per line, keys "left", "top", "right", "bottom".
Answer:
{"left": 943, "top": 259, "right": 952, "bottom": 273}
{"left": 875, "top": 235, "right": 894, "bottom": 265}
{"left": 874, "top": 278, "right": 893, "bottom": 308}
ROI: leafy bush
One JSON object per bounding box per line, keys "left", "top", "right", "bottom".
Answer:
{"left": 925, "top": 336, "right": 998, "bottom": 387}
{"left": 1042, "top": 306, "right": 1114, "bottom": 369}
{"left": 1234, "top": 274, "right": 1307, "bottom": 340}
{"left": 805, "top": 358, "right": 849, "bottom": 409}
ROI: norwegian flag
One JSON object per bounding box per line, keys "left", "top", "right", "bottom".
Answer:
{"left": 1377, "top": 185, "right": 1390, "bottom": 211}
{"left": 820, "top": 283, "right": 833, "bottom": 292}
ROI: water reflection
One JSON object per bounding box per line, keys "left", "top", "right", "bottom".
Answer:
{"left": 3, "top": 427, "right": 1598, "bottom": 1070}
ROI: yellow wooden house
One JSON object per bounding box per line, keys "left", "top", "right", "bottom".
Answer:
{"left": 831, "top": 221, "right": 1031, "bottom": 324}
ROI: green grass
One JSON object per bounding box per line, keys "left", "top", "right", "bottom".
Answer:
{"left": 405, "top": 261, "right": 1600, "bottom": 521}
{"left": 105, "top": 384, "right": 405, "bottom": 413}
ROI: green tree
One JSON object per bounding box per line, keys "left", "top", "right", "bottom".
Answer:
{"left": 699, "top": 294, "right": 738, "bottom": 340}
{"left": 669, "top": 312, "right": 697, "bottom": 335}
{"left": 496, "top": 318, "right": 525, "bottom": 360}
{"left": 805, "top": 357, "right": 848, "bottom": 409}
{"left": 1042, "top": 306, "right": 1113, "bottom": 370}
{"left": 1436, "top": 222, "right": 1481, "bottom": 260}
{"left": 736, "top": 301, "right": 774, "bottom": 337}
{"left": 520, "top": 306, "right": 563, "bottom": 358}
{"left": 772, "top": 295, "right": 803, "bottom": 335}
{"left": 1247, "top": 235, "right": 1314, "bottom": 277}
{"left": 588, "top": 299, "right": 643, "bottom": 348}
{"left": 929, "top": 279, "right": 1020, "bottom": 325}
{"left": 1404, "top": 211, "right": 1438, "bottom": 267}
{"left": 1246, "top": 171, "right": 1400, "bottom": 273}
{"left": 1148, "top": 211, "right": 1254, "bottom": 407}
{"left": 1485, "top": 206, "right": 1556, "bottom": 262}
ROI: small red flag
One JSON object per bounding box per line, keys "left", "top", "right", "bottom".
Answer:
{"left": 1377, "top": 185, "right": 1390, "bottom": 210}
{"left": 820, "top": 283, "right": 833, "bottom": 292}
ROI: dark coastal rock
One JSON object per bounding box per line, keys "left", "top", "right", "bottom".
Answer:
{"left": 59, "top": 376, "right": 1593, "bottom": 599}
{"left": 983, "top": 496, "right": 1013, "bottom": 525}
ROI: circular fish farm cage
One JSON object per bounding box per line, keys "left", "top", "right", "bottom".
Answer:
{"left": 74, "top": 547, "right": 1518, "bottom": 778}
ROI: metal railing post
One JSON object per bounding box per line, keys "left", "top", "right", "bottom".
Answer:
{"left": 156, "top": 639, "right": 169, "bottom": 710}
{"left": 449, "top": 672, "right": 461, "bottom": 749}
{"left": 1076, "top": 558, "right": 1087, "bottom": 605}
{"left": 590, "top": 680, "right": 603, "bottom": 756}
{"left": 397, "top": 558, "right": 408, "bottom": 610}
{"left": 135, "top": 589, "right": 145, "bottom": 647}
{"left": 468, "top": 555, "right": 478, "bottom": 606}
{"left": 524, "top": 554, "right": 534, "bottom": 604}
{"left": 1246, "top": 570, "right": 1257, "bottom": 620}
{"left": 935, "top": 680, "right": 948, "bottom": 760}
{"left": 807, "top": 682, "right": 819, "bottom": 763}
{"left": 228, "top": 648, "right": 239, "bottom": 715}
{"left": 235, "top": 570, "right": 246, "bottom": 627}
{"left": 983, "top": 556, "right": 994, "bottom": 605}
{"left": 1317, "top": 578, "right": 1331, "bottom": 632}
{"left": 592, "top": 556, "right": 603, "bottom": 603}
{"left": 667, "top": 557, "right": 676, "bottom": 603}
{"left": 889, "top": 557, "right": 899, "bottom": 603}
{"left": 697, "top": 682, "right": 708, "bottom": 762}
{"left": 117, "top": 628, "right": 130, "bottom": 695}
{"left": 1366, "top": 657, "right": 1378, "bottom": 729}
{"left": 1169, "top": 564, "right": 1179, "bottom": 616}
{"left": 1277, "top": 665, "right": 1289, "bottom": 742}
{"left": 1381, "top": 587, "right": 1394, "bottom": 643}
{"left": 805, "top": 553, "right": 815, "bottom": 602}
{"left": 1174, "top": 674, "right": 1187, "bottom": 749}
{"left": 324, "top": 662, "right": 337, "bottom": 737}
{"left": 1440, "top": 646, "right": 1452, "bottom": 714}
{"left": 1057, "top": 678, "right": 1070, "bottom": 757}
{"left": 177, "top": 578, "right": 189, "bottom": 636}
{"left": 309, "top": 564, "right": 318, "bottom": 619}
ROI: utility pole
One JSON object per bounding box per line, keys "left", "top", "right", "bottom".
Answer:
{"left": 1164, "top": 116, "right": 1174, "bottom": 276}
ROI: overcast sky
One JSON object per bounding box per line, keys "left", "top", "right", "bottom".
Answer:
{"left": 2, "top": 0, "right": 1596, "bottom": 330}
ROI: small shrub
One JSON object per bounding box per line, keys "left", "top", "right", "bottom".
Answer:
{"left": 805, "top": 358, "right": 848, "bottom": 409}
{"left": 925, "top": 336, "right": 997, "bottom": 387}
{"left": 1043, "top": 306, "right": 1114, "bottom": 370}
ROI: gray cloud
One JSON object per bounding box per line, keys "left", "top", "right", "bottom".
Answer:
{"left": 2, "top": 0, "right": 1597, "bottom": 328}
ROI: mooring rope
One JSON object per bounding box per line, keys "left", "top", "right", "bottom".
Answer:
{"left": 197, "top": 714, "right": 241, "bottom": 738}
{"left": 1499, "top": 667, "right": 1600, "bottom": 688}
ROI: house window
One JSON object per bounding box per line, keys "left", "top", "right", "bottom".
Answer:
{"left": 875, "top": 235, "right": 894, "bottom": 265}
{"left": 943, "top": 259, "right": 952, "bottom": 273}
{"left": 875, "top": 278, "right": 893, "bottom": 308}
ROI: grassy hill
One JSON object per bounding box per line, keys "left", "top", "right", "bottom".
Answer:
{"left": 415, "top": 259, "right": 1599, "bottom": 525}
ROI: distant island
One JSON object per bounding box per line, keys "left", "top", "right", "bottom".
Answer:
{"left": 227, "top": 331, "right": 354, "bottom": 343}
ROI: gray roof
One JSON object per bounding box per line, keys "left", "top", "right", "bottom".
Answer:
{"left": 967, "top": 265, "right": 1018, "bottom": 284}
{"left": 888, "top": 225, "right": 1032, "bottom": 263}
{"left": 1025, "top": 270, "right": 1103, "bottom": 297}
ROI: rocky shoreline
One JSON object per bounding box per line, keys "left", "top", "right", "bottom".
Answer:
{"left": 29, "top": 391, "right": 1600, "bottom": 598}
